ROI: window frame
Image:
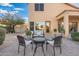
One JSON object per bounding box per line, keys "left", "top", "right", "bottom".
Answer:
{"left": 35, "top": 3, "right": 44, "bottom": 11}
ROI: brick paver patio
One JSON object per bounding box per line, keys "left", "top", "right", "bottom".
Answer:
{"left": 0, "top": 33, "right": 79, "bottom": 56}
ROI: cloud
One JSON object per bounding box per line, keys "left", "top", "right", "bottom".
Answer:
{"left": 14, "top": 8, "right": 24, "bottom": 11}
{"left": 0, "top": 9, "right": 8, "bottom": 14}
{"left": 23, "top": 17, "right": 28, "bottom": 23}
{"left": 0, "top": 9, "right": 19, "bottom": 15}
{"left": 9, "top": 11, "right": 19, "bottom": 15}
{"left": 0, "top": 3, "right": 13, "bottom": 7}
{"left": 23, "top": 17, "right": 28, "bottom": 20}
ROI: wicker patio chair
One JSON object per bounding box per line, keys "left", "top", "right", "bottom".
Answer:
{"left": 17, "top": 35, "right": 32, "bottom": 56}
{"left": 46, "top": 36, "right": 62, "bottom": 56}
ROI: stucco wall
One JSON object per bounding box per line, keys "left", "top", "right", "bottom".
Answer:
{"left": 29, "top": 3, "right": 78, "bottom": 34}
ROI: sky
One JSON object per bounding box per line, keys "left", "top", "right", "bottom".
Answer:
{"left": 72, "top": 3, "right": 79, "bottom": 7}
{"left": 0, "top": 3, "right": 28, "bottom": 21}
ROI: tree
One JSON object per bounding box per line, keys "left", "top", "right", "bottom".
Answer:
{"left": 1, "top": 12, "right": 25, "bottom": 33}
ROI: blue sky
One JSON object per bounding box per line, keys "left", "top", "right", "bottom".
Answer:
{"left": 0, "top": 3, "right": 28, "bottom": 21}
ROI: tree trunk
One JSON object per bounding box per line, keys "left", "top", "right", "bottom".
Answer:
{"left": 12, "top": 25, "right": 15, "bottom": 33}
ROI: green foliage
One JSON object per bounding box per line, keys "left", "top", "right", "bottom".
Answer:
{"left": 58, "top": 27, "right": 65, "bottom": 33}
{"left": 0, "top": 26, "right": 6, "bottom": 29}
{"left": 0, "top": 28, "right": 5, "bottom": 45}
{"left": 71, "top": 32, "right": 79, "bottom": 41}
{"left": 26, "top": 30, "right": 32, "bottom": 36}
{"left": 15, "top": 19, "right": 25, "bottom": 25}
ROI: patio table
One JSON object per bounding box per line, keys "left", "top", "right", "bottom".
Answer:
{"left": 24, "top": 34, "right": 56, "bottom": 56}
{"left": 32, "top": 35, "right": 46, "bottom": 56}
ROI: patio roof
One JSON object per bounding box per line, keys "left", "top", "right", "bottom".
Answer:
{"left": 56, "top": 10, "right": 79, "bottom": 19}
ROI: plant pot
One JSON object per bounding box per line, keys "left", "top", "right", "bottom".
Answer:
{"left": 26, "top": 35, "right": 32, "bottom": 39}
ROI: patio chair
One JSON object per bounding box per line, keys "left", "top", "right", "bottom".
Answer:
{"left": 45, "top": 35, "right": 54, "bottom": 51}
{"left": 46, "top": 36, "right": 62, "bottom": 56}
{"left": 17, "top": 35, "right": 32, "bottom": 56}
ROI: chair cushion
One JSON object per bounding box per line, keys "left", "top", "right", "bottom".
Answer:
{"left": 47, "top": 41, "right": 54, "bottom": 46}
{"left": 25, "top": 40, "right": 32, "bottom": 46}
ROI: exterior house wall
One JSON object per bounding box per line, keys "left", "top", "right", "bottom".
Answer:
{"left": 29, "top": 3, "right": 78, "bottom": 35}
{"left": 15, "top": 23, "right": 28, "bottom": 33}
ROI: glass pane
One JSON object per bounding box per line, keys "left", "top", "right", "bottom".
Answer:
{"left": 30, "top": 22, "right": 34, "bottom": 31}
{"left": 34, "top": 22, "right": 45, "bottom": 35}
{"left": 35, "top": 3, "right": 44, "bottom": 11}
{"left": 69, "top": 22, "right": 77, "bottom": 33}
{"left": 40, "top": 3, "right": 44, "bottom": 11}
{"left": 45, "top": 21, "right": 50, "bottom": 33}
{"left": 35, "top": 4, "right": 39, "bottom": 11}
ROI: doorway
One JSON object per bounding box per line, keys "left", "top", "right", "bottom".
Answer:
{"left": 34, "top": 22, "right": 45, "bottom": 35}
{"left": 30, "top": 21, "right": 51, "bottom": 35}
{"left": 69, "top": 22, "right": 77, "bottom": 33}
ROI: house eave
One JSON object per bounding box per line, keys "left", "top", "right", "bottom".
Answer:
{"left": 56, "top": 10, "right": 79, "bottom": 18}
{"left": 65, "top": 3, "right": 79, "bottom": 9}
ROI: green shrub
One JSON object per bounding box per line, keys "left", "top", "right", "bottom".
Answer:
{"left": 71, "top": 32, "right": 79, "bottom": 41}
{"left": 26, "top": 30, "right": 32, "bottom": 36}
{"left": 0, "top": 26, "right": 6, "bottom": 28}
{"left": 0, "top": 28, "right": 5, "bottom": 45}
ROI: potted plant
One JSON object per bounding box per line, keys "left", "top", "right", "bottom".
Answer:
{"left": 59, "top": 27, "right": 65, "bottom": 37}
{"left": 26, "top": 30, "right": 32, "bottom": 38}
{"left": 61, "top": 28, "right": 65, "bottom": 34}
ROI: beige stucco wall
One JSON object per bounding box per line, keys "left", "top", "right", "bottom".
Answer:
{"left": 29, "top": 3, "right": 78, "bottom": 35}
{"left": 15, "top": 23, "right": 28, "bottom": 33}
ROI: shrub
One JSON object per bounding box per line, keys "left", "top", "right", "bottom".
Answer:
{"left": 71, "top": 32, "right": 79, "bottom": 41}
{"left": 0, "top": 26, "right": 6, "bottom": 29}
{"left": 26, "top": 30, "right": 32, "bottom": 36}
{"left": 0, "top": 28, "right": 5, "bottom": 45}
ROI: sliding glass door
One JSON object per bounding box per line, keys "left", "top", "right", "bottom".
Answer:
{"left": 34, "top": 22, "right": 45, "bottom": 35}
{"left": 30, "top": 21, "right": 51, "bottom": 35}
{"left": 69, "top": 22, "right": 77, "bottom": 33}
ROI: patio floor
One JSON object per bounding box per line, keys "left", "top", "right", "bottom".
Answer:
{"left": 0, "top": 33, "right": 79, "bottom": 56}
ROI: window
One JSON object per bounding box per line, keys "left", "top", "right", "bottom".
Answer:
{"left": 35, "top": 3, "right": 44, "bottom": 11}
{"left": 45, "top": 21, "right": 50, "bottom": 33}
{"left": 30, "top": 22, "right": 34, "bottom": 31}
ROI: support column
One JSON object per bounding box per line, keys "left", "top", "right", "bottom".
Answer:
{"left": 77, "top": 21, "right": 79, "bottom": 32}
{"left": 64, "top": 14, "right": 69, "bottom": 37}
